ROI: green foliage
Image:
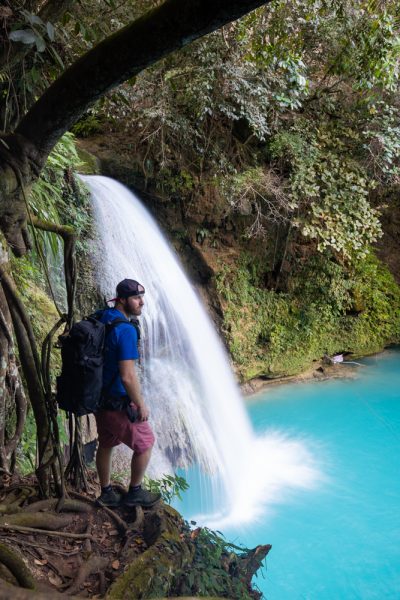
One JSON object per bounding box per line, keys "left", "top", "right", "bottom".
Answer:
{"left": 221, "top": 166, "right": 290, "bottom": 237}
{"left": 363, "top": 102, "right": 400, "bottom": 182}
{"left": 336, "top": 5, "right": 400, "bottom": 93}
{"left": 17, "top": 411, "right": 37, "bottom": 475}
{"left": 67, "top": 0, "right": 398, "bottom": 263}
{"left": 270, "top": 124, "right": 383, "bottom": 259}
{"left": 145, "top": 473, "right": 189, "bottom": 504}
{"left": 71, "top": 111, "right": 105, "bottom": 138}
{"left": 30, "top": 132, "right": 84, "bottom": 260}
{"left": 11, "top": 254, "right": 62, "bottom": 380}
{"left": 26, "top": 133, "right": 93, "bottom": 312}
{"left": 6, "top": 0, "right": 398, "bottom": 267}
{"left": 16, "top": 407, "right": 67, "bottom": 475}
{"left": 177, "top": 525, "right": 256, "bottom": 599}
{"left": 157, "top": 167, "right": 195, "bottom": 196}
{"left": 216, "top": 251, "right": 400, "bottom": 380}
{"left": 9, "top": 9, "right": 63, "bottom": 65}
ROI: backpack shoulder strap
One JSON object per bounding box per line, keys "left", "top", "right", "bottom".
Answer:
{"left": 105, "top": 318, "right": 140, "bottom": 340}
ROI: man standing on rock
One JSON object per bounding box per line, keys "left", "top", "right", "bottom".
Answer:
{"left": 95, "top": 278, "right": 160, "bottom": 508}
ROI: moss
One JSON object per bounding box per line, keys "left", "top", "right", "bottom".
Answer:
{"left": 108, "top": 505, "right": 262, "bottom": 600}
{"left": 10, "top": 255, "right": 61, "bottom": 374}
{"left": 216, "top": 251, "right": 400, "bottom": 380}
{"left": 108, "top": 506, "right": 196, "bottom": 599}
{"left": 75, "top": 145, "right": 101, "bottom": 175}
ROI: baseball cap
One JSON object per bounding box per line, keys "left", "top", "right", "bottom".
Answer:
{"left": 108, "top": 279, "right": 145, "bottom": 302}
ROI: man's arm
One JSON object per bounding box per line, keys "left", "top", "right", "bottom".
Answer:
{"left": 119, "top": 360, "right": 149, "bottom": 422}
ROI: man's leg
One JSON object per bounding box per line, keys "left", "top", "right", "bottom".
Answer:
{"left": 96, "top": 444, "right": 113, "bottom": 488}
{"left": 124, "top": 445, "right": 160, "bottom": 507}
{"left": 130, "top": 447, "right": 152, "bottom": 487}
{"left": 121, "top": 420, "right": 160, "bottom": 507}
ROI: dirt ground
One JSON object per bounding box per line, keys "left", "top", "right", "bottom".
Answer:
{"left": 0, "top": 473, "right": 151, "bottom": 597}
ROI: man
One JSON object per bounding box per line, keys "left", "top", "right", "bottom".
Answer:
{"left": 95, "top": 278, "right": 160, "bottom": 508}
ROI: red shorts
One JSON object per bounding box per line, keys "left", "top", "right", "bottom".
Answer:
{"left": 95, "top": 408, "right": 155, "bottom": 455}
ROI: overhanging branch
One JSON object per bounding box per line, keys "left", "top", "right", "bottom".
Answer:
{"left": 16, "top": 0, "right": 270, "bottom": 162}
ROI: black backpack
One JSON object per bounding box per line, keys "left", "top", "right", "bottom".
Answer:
{"left": 56, "top": 311, "right": 139, "bottom": 416}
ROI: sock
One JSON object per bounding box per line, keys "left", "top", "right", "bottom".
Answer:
{"left": 129, "top": 484, "right": 141, "bottom": 492}
{"left": 101, "top": 484, "right": 112, "bottom": 493}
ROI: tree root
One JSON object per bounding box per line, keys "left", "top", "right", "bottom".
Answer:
{"left": 2, "top": 486, "right": 36, "bottom": 506}
{"left": 0, "top": 524, "right": 95, "bottom": 540}
{"left": 0, "top": 511, "right": 74, "bottom": 530}
{"left": 237, "top": 543, "right": 272, "bottom": 587}
{"left": 0, "top": 542, "right": 35, "bottom": 589}
{"left": 23, "top": 498, "right": 92, "bottom": 514}
{"left": 0, "top": 503, "right": 22, "bottom": 515}
{"left": 69, "top": 490, "right": 129, "bottom": 533}
{"left": 96, "top": 501, "right": 128, "bottom": 534}
{"left": 0, "top": 577, "right": 80, "bottom": 599}
{"left": 131, "top": 505, "right": 144, "bottom": 529}
{"left": 11, "top": 538, "right": 81, "bottom": 556}
{"left": 107, "top": 505, "right": 196, "bottom": 599}
{"left": 63, "top": 554, "right": 108, "bottom": 595}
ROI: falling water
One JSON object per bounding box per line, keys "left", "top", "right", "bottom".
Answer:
{"left": 81, "top": 175, "right": 322, "bottom": 526}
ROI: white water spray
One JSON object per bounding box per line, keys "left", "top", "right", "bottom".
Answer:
{"left": 81, "top": 175, "right": 322, "bottom": 526}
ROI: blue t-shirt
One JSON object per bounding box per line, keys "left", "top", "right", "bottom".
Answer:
{"left": 100, "top": 308, "right": 139, "bottom": 397}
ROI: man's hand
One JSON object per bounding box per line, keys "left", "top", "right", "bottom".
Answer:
{"left": 120, "top": 359, "right": 149, "bottom": 421}
{"left": 137, "top": 403, "right": 150, "bottom": 422}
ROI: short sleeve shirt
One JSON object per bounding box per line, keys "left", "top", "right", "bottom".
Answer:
{"left": 100, "top": 308, "right": 139, "bottom": 397}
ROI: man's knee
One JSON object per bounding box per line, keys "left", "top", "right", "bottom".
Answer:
{"left": 135, "top": 445, "right": 153, "bottom": 458}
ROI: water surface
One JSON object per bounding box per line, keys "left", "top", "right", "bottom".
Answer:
{"left": 178, "top": 349, "right": 400, "bottom": 599}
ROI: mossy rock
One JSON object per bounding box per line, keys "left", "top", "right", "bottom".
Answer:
{"left": 216, "top": 251, "right": 400, "bottom": 381}
{"left": 76, "top": 145, "right": 101, "bottom": 175}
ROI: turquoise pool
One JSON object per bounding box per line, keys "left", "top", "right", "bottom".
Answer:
{"left": 177, "top": 348, "right": 400, "bottom": 599}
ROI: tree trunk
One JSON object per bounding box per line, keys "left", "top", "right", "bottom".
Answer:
{"left": 0, "top": 241, "right": 56, "bottom": 494}
{"left": 0, "top": 237, "right": 27, "bottom": 474}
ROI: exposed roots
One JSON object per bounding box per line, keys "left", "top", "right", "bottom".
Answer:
{"left": 95, "top": 500, "right": 128, "bottom": 534}
{"left": 0, "top": 511, "right": 74, "bottom": 530}
{"left": 0, "top": 542, "right": 35, "bottom": 589}
{"left": 23, "top": 498, "right": 92, "bottom": 514}
{"left": 107, "top": 506, "right": 196, "bottom": 599}
{"left": 0, "top": 503, "right": 22, "bottom": 515}
{"left": 63, "top": 554, "right": 108, "bottom": 595}
{"left": 0, "top": 577, "right": 74, "bottom": 599}
{"left": 0, "top": 524, "right": 94, "bottom": 540}
{"left": 1, "top": 486, "right": 36, "bottom": 506}
{"left": 69, "top": 490, "right": 129, "bottom": 533}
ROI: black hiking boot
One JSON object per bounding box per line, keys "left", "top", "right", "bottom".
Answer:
{"left": 123, "top": 486, "right": 161, "bottom": 508}
{"left": 96, "top": 487, "right": 122, "bottom": 508}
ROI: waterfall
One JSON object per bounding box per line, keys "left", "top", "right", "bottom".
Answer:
{"left": 81, "top": 175, "right": 322, "bottom": 526}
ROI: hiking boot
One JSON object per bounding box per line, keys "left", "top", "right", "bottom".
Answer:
{"left": 96, "top": 487, "right": 122, "bottom": 507}
{"left": 123, "top": 487, "right": 161, "bottom": 508}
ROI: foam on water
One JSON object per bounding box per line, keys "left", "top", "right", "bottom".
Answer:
{"left": 81, "top": 175, "right": 322, "bottom": 525}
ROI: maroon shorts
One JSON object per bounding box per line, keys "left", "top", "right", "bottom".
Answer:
{"left": 95, "top": 408, "right": 155, "bottom": 455}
